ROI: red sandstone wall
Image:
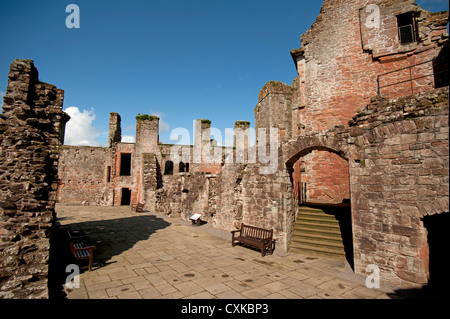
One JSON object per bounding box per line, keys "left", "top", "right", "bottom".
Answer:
{"left": 290, "top": 0, "right": 448, "bottom": 203}
{"left": 301, "top": 151, "right": 350, "bottom": 203}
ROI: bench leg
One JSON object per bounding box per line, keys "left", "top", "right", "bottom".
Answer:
{"left": 88, "top": 253, "right": 94, "bottom": 271}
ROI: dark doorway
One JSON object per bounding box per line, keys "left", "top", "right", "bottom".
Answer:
{"left": 422, "top": 212, "right": 450, "bottom": 294}
{"left": 121, "top": 188, "right": 131, "bottom": 205}
{"left": 433, "top": 41, "right": 449, "bottom": 89}
{"left": 164, "top": 160, "right": 173, "bottom": 175}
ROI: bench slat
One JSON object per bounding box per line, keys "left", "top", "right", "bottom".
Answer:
{"left": 69, "top": 236, "right": 96, "bottom": 271}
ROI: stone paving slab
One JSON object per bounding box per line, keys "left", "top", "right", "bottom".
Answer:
{"left": 55, "top": 204, "right": 399, "bottom": 300}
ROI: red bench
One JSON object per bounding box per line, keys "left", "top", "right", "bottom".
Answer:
{"left": 68, "top": 230, "right": 96, "bottom": 271}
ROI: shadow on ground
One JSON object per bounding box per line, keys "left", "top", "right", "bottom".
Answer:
{"left": 388, "top": 284, "right": 450, "bottom": 299}
{"left": 48, "top": 214, "right": 171, "bottom": 299}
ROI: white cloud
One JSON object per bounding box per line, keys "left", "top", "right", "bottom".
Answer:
{"left": 150, "top": 111, "right": 170, "bottom": 133}
{"left": 121, "top": 135, "right": 135, "bottom": 143}
{"left": 63, "top": 106, "right": 103, "bottom": 146}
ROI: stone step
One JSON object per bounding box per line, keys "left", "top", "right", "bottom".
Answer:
{"left": 293, "top": 226, "right": 343, "bottom": 239}
{"left": 290, "top": 204, "right": 348, "bottom": 259}
{"left": 289, "top": 242, "right": 346, "bottom": 259}
{"left": 294, "top": 220, "right": 341, "bottom": 232}
{"left": 296, "top": 210, "right": 338, "bottom": 221}
{"left": 291, "top": 236, "right": 344, "bottom": 249}
{"left": 292, "top": 230, "right": 343, "bottom": 243}
{"left": 296, "top": 215, "right": 341, "bottom": 227}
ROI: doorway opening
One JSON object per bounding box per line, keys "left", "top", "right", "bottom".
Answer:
{"left": 287, "top": 147, "right": 353, "bottom": 269}
{"left": 121, "top": 188, "right": 131, "bottom": 205}
{"left": 422, "top": 212, "right": 450, "bottom": 294}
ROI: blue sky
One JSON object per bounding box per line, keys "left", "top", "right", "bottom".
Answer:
{"left": 0, "top": 0, "right": 448, "bottom": 146}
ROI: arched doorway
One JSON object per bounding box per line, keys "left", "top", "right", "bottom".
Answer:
{"left": 285, "top": 139, "right": 354, "bottom": 268}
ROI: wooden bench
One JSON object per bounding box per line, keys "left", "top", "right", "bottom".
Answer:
{"left": 68, "top": 230, "right": 96, "bottom": 271}
{"left": 131, "top": 202, "right": 144, "bottom": 212}
{"left": 231, "top": 224, "right": 274, "bottom": 257}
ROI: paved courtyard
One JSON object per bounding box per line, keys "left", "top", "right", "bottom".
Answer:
{"left": 54, "top": 204, "right": 399, "bottom": 299}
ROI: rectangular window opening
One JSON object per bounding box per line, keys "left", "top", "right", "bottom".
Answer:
{"left": 120, "top": 153, "right": 131, "bottom": 176}
{"left": 397, "top": 12, "right": 416, "bottom": 44}
{"left": 164, "top": 160, "right": 173, "bottom": 175}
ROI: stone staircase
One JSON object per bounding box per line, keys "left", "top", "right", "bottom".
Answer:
{"left": 290, "top": 204, "right": 352, "bottom": 259}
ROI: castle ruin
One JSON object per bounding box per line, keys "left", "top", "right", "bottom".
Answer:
{"left": 1, "top": 0, "right": 449, "bottom": 298}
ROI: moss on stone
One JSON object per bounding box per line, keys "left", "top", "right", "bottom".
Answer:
{"left": 136, "top": 114, "right": 159, "bottom": 121}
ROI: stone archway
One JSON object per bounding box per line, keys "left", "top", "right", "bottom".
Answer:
{"left": 284, "top": 133, "right": 354, "bottom": 166}
{"left": 282, "top": 134, "right": 355, "bottom": 266}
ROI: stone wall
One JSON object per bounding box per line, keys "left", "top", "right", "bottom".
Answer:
{"left": 295, "top": 0, "right": 447, "bottom": 130}
{"left": 282, "top": 86, "right": 449, "bottom": 288}
{"left": 349, "top": 87, "right": 449, "bottom": 288}
{"left": 283, "top": 0, "right": 448, "bottom": 203}
{"left": 57, "top": 146, "right": 112, "bottom": 206}
{"left": 0, "top": 59, "right": 68, "bottom": 298}
{"left": 52, "top": 0, "right": 448, "bottom": 290}
{"left": 255, "top": 81, "right": 293, "bottom": 141}
{"left": 240, "top": 160, "right": 293, "bottom": 252}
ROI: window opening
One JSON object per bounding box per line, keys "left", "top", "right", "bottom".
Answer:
{"left": 164, "top": 160, "right": 173, "bottom": 175}
{"left": 397, "top": 12, "right": 416, "bottom": 44}
{"left": 120, "top": 153, "right": 131, "bottom": 176}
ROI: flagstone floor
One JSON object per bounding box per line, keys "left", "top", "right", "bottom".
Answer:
{"left": 54, "top": 204, "right": 399, "bottom": 299}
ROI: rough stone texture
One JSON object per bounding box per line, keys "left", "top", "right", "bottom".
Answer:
{"left": 282, "top": 87, "right": 449, "bottom": 288}
{"left": 54, "top": 0, "right": 448, "bottom": 291}
{"left": 57, "top": 146, "right": 112, "bottom": 206}
{"left": 281, "top": 0, "right": 448, "bottom": 203}
{"left": 348, "top": 88, "right": 449, "bottom": 287}
{"left": 0, "top": 59, "right": 68, "bottom": 298}
{"left": 255, "top": 81, "right": 293, "bottom": 141}
{"left": 107, "top": 112, "right": 121, "bottom": 148}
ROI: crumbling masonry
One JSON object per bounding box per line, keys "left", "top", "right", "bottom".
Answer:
{"left": 1, "top": 0, "right": 449, "bottom": 298}
{"left": 0, "top": 60, "right": 69, "bottom": 298}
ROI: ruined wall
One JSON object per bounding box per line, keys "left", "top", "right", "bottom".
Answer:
{"left": 0, "top": 59, "right": 68, "bottom": 298}
{"left": 255, "top": 81, "right": 293, "bottom": 141}
{"left": 241, "top": 160, "right": 293, "bottom": 252}
{"left": 284, "top": 0, "right": 448, "bottom": 203}
{"left": 107, "top": 112, "right": 121, "bottom": 147}
{"left": 349, "top": 87, "right": 449, "bottom": 288}
{"left": 57, "top": 146, "right": 112, "bottom": 206}
{"left": 213, "top": 163, "right": 247, "bottom": 231}
{"left": 142, "top": 153, "right": 159, "bottom": 212}
{"left": 283, "top": 87, "right": 449, "bottom": 288}
{"left": 112, "top": 142, "right": 135, "bottom": 206}
{"left": 296, "top": 0, "right": 447, "bottom": 132}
